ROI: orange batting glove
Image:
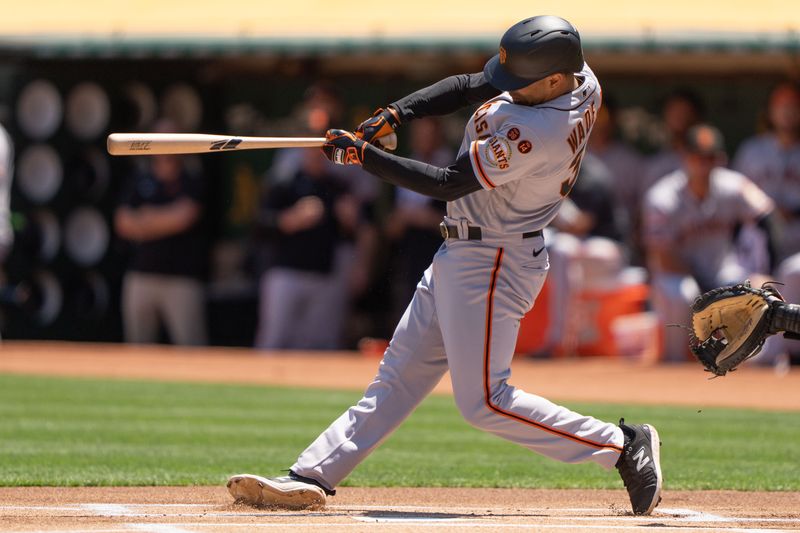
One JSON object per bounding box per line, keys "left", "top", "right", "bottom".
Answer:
{"left": 355, "top": 107, "right": 401, "bottom": 149}
{"left": 322, "top": 129, "right": 367, "bottom": 165}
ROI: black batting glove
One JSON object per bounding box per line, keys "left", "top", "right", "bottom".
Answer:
{"left": 355, "top": 106, "right": 401, "bottom": 147}
{"left": 322, "top": 129, "right": 367, "bottom": 165}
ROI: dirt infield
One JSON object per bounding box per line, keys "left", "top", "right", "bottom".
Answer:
{"left": 1, "top": 341, "right": 799, "bottom": 532}
{"left": 2, "top": 487, "right": 799, "bottom": 532}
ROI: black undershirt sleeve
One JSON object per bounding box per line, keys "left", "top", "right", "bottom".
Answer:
{"left": 361, "top": 144, "right": 482, "bottom": 202}
{"left": 390, "top": 73, "right": 501, "bottom": 122}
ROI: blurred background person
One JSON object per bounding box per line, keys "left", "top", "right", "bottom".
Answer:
{"left": 0, "top": 121, "right": 12, "bottom": 266}
{"left": 254, "top": 148, "right": 363, "bottom": 350}
{"left": 384, "top": 117, "right": 450, "bottom": 325}
{"left": 587, "top": 95, "right": 645, "bottom": 262}
{"left": 643, "top": 90, "right": 704, "bottom": 193}
{"left": 0, "top": 121, "right": 12, "bottom": 339}
{"left": 270, "top": 82, "right": 379, "bottom": 203}
{"left": 545, "top": 153, "right": 629, "bottom": 355}
{"left": 733, "top": 82, "right": 800, "bottom": 263}
{"left": 115, "top": 120, "right": 209, "bottom": 346}
{"left": 733, "top": 82, "right": 800, "bottom": 366}
{"left": 258, "top": 82, "right": 378, "bottom": 348}
{"left": 643, "top": 124, "right": 775, "bottom": 361}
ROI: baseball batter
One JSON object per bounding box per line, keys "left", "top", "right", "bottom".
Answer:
{"left": 228, "top": 16, "right": 662, "bottom": 516}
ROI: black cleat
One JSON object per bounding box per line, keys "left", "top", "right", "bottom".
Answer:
{"left": 616, "top": 418, "right": 663, "bottom": 515}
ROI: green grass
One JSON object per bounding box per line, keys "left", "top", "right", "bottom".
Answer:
{"left": 0, "top": 374, "right": 797, "bottom": 490}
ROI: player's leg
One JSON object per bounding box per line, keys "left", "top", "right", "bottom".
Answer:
{"left": 290, "top": 262, "right": 448, "bottom": 486}
{"left": 303, "top": 260, "right": 348, "bottom": 350}
{"left": 435, "top": 240, "right": 661, "bottom": 514}
{"left": 230, "top": 261, "right": 448, "bottom": 506}
{"left": 121, "top": 272, "right": 161, "bottom": 344}
{"left": 255, "top": 268, "right": 305, "bottom": 350}
{"left": 160, "top": 277, "right": 208, "bottom": 346}
{"left": 436, "top": 241, "right": 623, "bottom": 468}
{"left": 650, "top": 273, "right": 701, "bottom": 361}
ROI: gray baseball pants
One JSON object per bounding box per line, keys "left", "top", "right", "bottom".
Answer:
{"left": 291, "top": 236, "right": 624, "bottom": 490}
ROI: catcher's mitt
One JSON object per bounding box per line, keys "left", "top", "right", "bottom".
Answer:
{"left": 689, "top": 280, "right": 799, "bottom": 376}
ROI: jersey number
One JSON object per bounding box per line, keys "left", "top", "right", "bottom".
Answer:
{"left": 560, "top": 148, "right": 585, "bottom": 197}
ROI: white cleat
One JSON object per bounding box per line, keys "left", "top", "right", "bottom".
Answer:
{"left": 226, "top": 474, "right": 327, "bottom": 509}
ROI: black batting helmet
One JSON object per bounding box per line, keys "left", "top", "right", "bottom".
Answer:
{"left": 483, "top": 16, "right": 584, "bottom": 91}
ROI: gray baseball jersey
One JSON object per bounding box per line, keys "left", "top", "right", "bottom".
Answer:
{"left": 643, "top": 167, "right": 773, "bottom": 290}
{"left": 450, "top": 63, "right": 600, "bottom": 235}
{"left": 291, "top": 63, "right": 624, "bottom": 492}
{"left": 732, "top": 133, "right": 800, "bottom": 261}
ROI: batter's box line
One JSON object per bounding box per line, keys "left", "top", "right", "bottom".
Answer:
{"left": 116, "top": 523, "right": 798, "bottom": 532}
{"left": 660, "top": 508, "right": 800, "bottom": 524}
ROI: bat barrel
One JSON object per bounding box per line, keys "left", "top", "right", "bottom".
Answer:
{"left": 107, "top": 133, "right": 327, "bottom": 155}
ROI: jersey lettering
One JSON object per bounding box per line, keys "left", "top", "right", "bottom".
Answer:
{"left": 487, "top": 136, "right": 510, "bottom": 170}
{"left": 567, "top": 102, "right": 597, "bottom": 154}
{"left": 457, "top": 63, "right": 602, "bottom": 234}
{"left": 473, "top": 102, "right": 494, "bottom": 137}
{"left": 560, "top": 147, "right": 586, "bottom": 197}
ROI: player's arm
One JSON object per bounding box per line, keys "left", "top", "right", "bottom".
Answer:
{"left": 737, "top": 176, "right": 778, "bottom": 271}
{"left": 641, "top": 194, "right": 690, "bottom": 275}
{"left": 390, "top": 73, "right": 501, "bottom": 122}
{"left": 357, "top": 74, "right": 500, "bottom": 145}
{"left": 118, "top": 198, "right": 201, "bottom": 242}
{"left": 755, "top": 212, "right": 779, "bottom": 271}
{"left": 255, "top": 185, "right": 324, "bottom": 236}
{"left": 647, "top": 246, "right": 691, "bottom": 275}
{"left": 323, "top": 130, "right": 481, "bottom": 202}
{"left": 363, "top": 145, "right": 481, "bottom": 202}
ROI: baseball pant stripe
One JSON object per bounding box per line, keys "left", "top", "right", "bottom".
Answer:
{"left": 482, "top": 247, "right": 623, "bottom": 453}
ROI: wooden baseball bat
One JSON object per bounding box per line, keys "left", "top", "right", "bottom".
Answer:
{"left": 107, "top": 133, "right": 327, "bottom": 156}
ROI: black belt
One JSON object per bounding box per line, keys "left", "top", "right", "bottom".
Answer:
{"left": 439, "top": 223, "right": 542, "bottom": 240}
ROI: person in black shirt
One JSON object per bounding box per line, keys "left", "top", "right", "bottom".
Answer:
{"left": 115, "top": 147, "right": 208, "bottom": 346}
{"left": 254, "top": 149, "right": 359, "bottom": 350}
{"left": 384, "top": 118, "right": 451, "bottom": 326}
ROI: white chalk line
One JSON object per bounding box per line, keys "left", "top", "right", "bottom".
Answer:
{"left": 120, "top": 524, "right": 796, "bottom": 532}
{"left": 2, "top": 502, "right": 798, "bottom": 532}
{"left": 4, "top": 522, "right": 786, "bottom": 533}
{"left": 6, "top": 503, "right": 797, "bottom": 524}
{"left": 126, "top": 525, "right": 194, "bottom": 533}
{"left": 3, "top": 531, "right": 135, "bottom": 533}
{"left": 82, "top": 504, "right": 138, "bottom": 517}
{"left": 82, "top": 504, "right": 192, "bottom": 533}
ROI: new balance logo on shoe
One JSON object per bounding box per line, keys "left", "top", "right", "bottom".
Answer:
{"left": 632, "top": 447, "right": 651, "bottom": 472}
